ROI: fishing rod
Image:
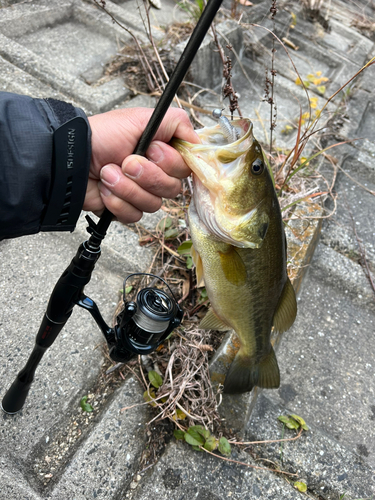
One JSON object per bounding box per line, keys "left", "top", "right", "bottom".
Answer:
{"left": 1, "top": 0, "right": 223, "bottom": 414}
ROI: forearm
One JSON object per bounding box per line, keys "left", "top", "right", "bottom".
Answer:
{"left": 0, "top": 92, "right": 91, "bottom": 240}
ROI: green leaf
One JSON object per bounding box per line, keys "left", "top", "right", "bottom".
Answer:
{"left": 290, "top": 414, "right": 309, "bottom": 430}
{"left": 148, "top": 370, "right": 163, "bottom": 389}
{"left": 294, "top": 481, "right": 307, "bottom": 493}
{"left": 186, "top": 427, "right": 205, "bottom": 445}
{"left": 80, "top": 396, "right": 93, "bottom": 413}
{"left": 316, "top": 85, "right": 326, "bottom": 94}
{"left": 177, "top": 240, "right": 193, "bottom": 255}
{"left": 186, "top": 256, "right": 193, "bottom": 270}
{"left": 218, "top": 437, "right": 231, "bottom": 457}
{"left": 125, "top": 285, "right": 133, "bottom": 294}
{"left": 192, "top": 445, "right": 202, "bottom": 451}
{"left": 189, "top": 425, "right": 210, "bottom": 440}
{"left": 184, "top": 432, "right": 204, "bottom": 447}
{"left": 164, "top": 228, "right": 179, "bottom": 240}
{"left": 157, "top": 216, "right": 173, "bottom": 231}
{"left": 203, "top": 435, "right": 218, "bottom": 452}
{"left": 278, "top": 415, "right": 300, "bottom": 430}
{"left": 174, "top": 429, "right": 186, "bottom": 440}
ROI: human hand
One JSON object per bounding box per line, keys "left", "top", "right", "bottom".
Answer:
{"left": 86, "top": 107, "right": 199, "bottom": 224}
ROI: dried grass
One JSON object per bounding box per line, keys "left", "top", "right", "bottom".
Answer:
{"left": 141, "top": 327, "right": 222, "bottom": 431}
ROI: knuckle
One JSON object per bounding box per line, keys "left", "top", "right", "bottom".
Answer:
{"left": 107, "top": 195, "right": 124, "bottom": 214}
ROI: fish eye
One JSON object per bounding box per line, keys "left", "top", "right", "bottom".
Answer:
{"left": 251, "top": 159, "right": 264, "bottom": 175}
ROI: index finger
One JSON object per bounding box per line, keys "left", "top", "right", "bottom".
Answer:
{"left": 152, "top": 108, "right": 201, "bottom": 145}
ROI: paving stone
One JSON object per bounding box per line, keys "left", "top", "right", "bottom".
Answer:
{"left": 0, "top": 454, "right": 42, "bottom": 500}
{"left": 328, "top": 0, "right": 375, "bottom": 29}
{"left": 0, "top": 57, "right": 74, "bottom": 102}
{"left": 0, "top": 0, "right": 136, "bottom": 113}
{"left": 131, "top": 440, "right": 305, "bottom": 500}
{"left": 242, "top": 1, "right": 374, "bottom": 95}
{"left": 263, "top": 242, "right": 375, "bottom": 467}
{"left": 320, "top": 144, "right": 375, "bottom": 268}
{"left": 116, "top": 0, "right": 189, "bottom": 41}
{"left": 315, "top": 18, "right": 374, "bottom": 65}
{"left": 242, "top": 9, "right": 357, "bottom": 97}
{"left": 0, "top": 231, "right": 121, "bottom": 458}
{"left": 174, "top": 19, "right": 243, "bottom": 89}
{"left": 46, "top": 377, "right": 147, "bottom": 500}
{"left": 247, "top": 393, "right": 375, "bottom": 500}
{"left": 231, "top": 59, "right": 330, "bottom": 148}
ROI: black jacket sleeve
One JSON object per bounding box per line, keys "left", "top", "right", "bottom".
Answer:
{"left": 0, "top": 92, "right": 91, "bottom": 240}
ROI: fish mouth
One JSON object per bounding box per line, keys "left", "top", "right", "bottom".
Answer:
{"left": 172, "top": 117, "right": 254, "bottom": 190}
{"left": 173, "top": 118, "right": 264, "bottom": 248}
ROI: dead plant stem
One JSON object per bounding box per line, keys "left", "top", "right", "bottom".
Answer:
{"left": 200, "top": 447, "right": 298, "bottom": 476}
{"left": 230, "top": 427, "right": 303, "bottom": 446}
{"left": 92, "top": 0, "right": 160, "bottom": 92}
{"left": 142, "top": 0, "right": 182, "bottom": 107}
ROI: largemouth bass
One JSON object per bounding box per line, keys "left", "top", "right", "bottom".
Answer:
{"left": 172, "top": 115, "right": 297, "bottom": 394}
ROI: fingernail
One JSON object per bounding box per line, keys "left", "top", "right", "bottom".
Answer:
{"left": 147, "top": 144, "right": 164, "bottom": 164}
{"left": 101, "top": 165, "right": 120, "bottom": 187}
{"left": 124, "top": 158, "right": 143, "bottom": 179}
{"left": 98, "top": 181, "right": 112, "bottom": 197}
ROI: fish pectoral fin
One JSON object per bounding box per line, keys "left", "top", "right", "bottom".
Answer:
{"left": 191, "top": 244, "right": 205, "bottom": 287}
{"left": 223, "top": 347, "right": 280, "bottom": 394}
{"left": 272, "top": 278, "right": 297, "bottom": 333}
{"left": 232, "top": 210, "right": 269, "bottom": 249}
{"left": 218, "top": 247, "right": 247, "bottom": 286}
{"left": 199, "top": 308, "right": 231, "bottom": 331}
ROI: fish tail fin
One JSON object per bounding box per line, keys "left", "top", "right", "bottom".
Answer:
{"left": 223, "top": 346, "right": 280, "bottom": 394}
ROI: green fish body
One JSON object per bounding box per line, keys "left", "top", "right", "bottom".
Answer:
{"left": 173, "top": 117, "right": 297, "bottom": 394}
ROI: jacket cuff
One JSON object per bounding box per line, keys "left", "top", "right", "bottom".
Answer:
{"left": 38, "top": 98, "right": 91, "bottom": 232}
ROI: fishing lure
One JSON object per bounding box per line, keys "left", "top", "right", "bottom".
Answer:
{"left": 212, "top": 109, "right": 240, "bottom": 142}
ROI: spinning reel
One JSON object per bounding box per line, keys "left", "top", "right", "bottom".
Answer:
{"left": 78, "top": 273, "right": 183, "bottom": 363}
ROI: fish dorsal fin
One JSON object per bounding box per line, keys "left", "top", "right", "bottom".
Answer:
{"left": 218, "top": 247, "right": 247, "bottom": 286}
{"left": 190, "top": 244, "right": 205, "bottom": 287}
{"left": 272, "top": 277, "right": 297, "bottom": 333}
{"left": 200, "top": 308, "right": 231, "bottom": 331}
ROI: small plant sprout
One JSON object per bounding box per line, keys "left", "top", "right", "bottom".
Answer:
{"left": 80, "top": 395, "right": 93, "bottom": 413}
{"left": 278, "top": 413, "right": 309, "bottom": 431}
